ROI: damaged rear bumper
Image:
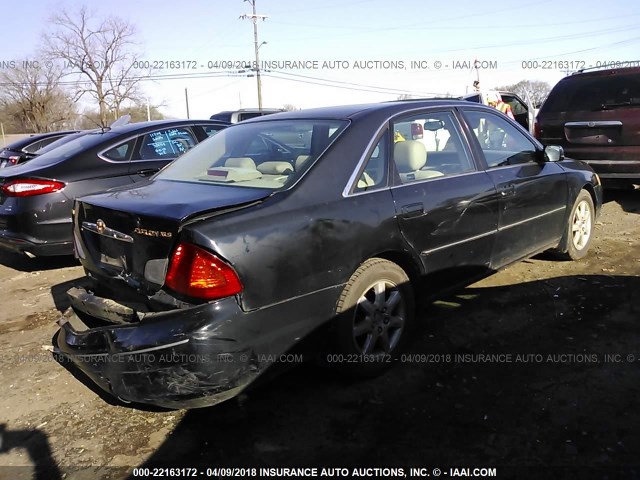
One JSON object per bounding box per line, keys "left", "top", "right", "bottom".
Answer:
{"left": 56, "top": 285, "right": 342, "bottom": 409}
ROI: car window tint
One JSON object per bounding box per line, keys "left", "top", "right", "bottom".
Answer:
{"left": 135, "top": 127, "right": 197, "bottom": 161}
{"left": 102, "top": 139, "right": 135, "bottom": 161}
{"left": 542, "top": 73, "right": 640, "bottom": 113}
{"left": 354, "top": 133, "right": 388, "bottom": 192}
{"left": 463, "top": 110, "right": 537, "bottom": 168}
{"left": 392, "top": 111, "right": 474, "bottom": 183}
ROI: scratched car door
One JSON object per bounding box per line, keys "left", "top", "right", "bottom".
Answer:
{"left": 389, "top": 109, "right": 498, "bottom": 275}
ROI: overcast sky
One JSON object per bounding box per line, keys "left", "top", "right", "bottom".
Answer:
{"left": 2, "top": 0, "right": 639, "bottom": 118}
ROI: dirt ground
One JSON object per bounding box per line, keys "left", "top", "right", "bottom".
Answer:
{"left": 0, "top": 189, "right": 638, "bottom": 480}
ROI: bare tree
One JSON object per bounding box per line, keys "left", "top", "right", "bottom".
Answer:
{"left": 0, "top": 60, "right": 76, "bottom": 132}
{"left": 43, "top": 6, "right": 143, "bottom": 127}
{"left": 76, "top": 103, "right": 164, "bottom": 128}
{"left": 497, "top": 80, "right": 552, "bottom": 108}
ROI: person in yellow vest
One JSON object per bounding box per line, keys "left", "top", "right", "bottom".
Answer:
{"left": 486, "top": 91, "right": 515, "bottom": 120}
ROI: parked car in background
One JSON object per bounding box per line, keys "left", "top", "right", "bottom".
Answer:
{"left": 0, "top": 130, "right": 79, "bottom": 168}
{"left": 56, "top": 100, "right": 602, "bottom": 409}
{"left": 535, "top": 66, "right": 640, "bottom": 187}
{"left": 0, "top": 119, "right": 228, "bottom": 257}
{"left": 210, "top": 108, "right": 285, "bottom": 123}
{"left": 461, "top": 91, "right": 534, "bottom": 133}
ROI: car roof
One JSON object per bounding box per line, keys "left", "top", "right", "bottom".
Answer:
{"left": 106, "top": 118, "right": 229, "bottom": 134}
{"left": 571, "top": 65, "right": 640, "bottom": 78}
{"left": 243, "top": 99, "right": 480, "bottom": 122}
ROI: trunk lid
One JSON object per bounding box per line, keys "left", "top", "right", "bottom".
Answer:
{"left": 76, "top": 179, "right": 271, "bottom": 293}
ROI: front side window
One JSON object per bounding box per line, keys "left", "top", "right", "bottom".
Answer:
{"left": 155, "top": 119, "right": 348, "bottom": 190}
{"left": 463, "top": 109, "right": 537, "bottom": 168}
{"left": 135, "top": 127, "right": 197, "bottom": 161}
{"left": 392, "top": 111, "right": 474, "bottom": 184}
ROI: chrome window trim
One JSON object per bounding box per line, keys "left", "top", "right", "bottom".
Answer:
{"left": 342, "top": 125, "right": 389, "bottom": 198}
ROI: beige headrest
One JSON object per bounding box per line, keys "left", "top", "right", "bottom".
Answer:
{"left": 394, "top": 141, "right": 427, "bottom": 172}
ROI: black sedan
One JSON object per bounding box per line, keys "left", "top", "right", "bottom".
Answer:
{"left": 56, "top": 100, "right": 603, "bottom": 408}
{"left": 0, "top": 130, "right": 79, "bottom": 168}
{"left": 0, "top": 119, "right": 228, "bottom": 257}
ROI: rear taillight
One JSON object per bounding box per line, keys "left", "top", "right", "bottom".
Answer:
{"left": 8, "top": 156, "right": 20, "bottom": 165}
{"left": 165, "top": 242, "right": 243, "bottom": 300}
{"left": 1, "top": 179, "right": 66, "bottom": 197}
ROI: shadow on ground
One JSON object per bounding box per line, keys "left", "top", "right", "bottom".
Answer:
{"left": 0, "top": 250, "right": 78, "bottom": 272}
{"left": 603, "top": 187, "right": 639, "bottom": 214}
{"left": 0, "top": 424, "right": 61, "bottom": 480}
{"left": 129, "top": 274, "right": 639, "bottom": 475}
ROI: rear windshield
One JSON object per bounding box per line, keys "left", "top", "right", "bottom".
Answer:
{"left": 20, "top": 132, "right": 111, "bottom": 168}
{"left": 542, "top": 72, "right": 640, "bottom": 113}
{"left": 155, "top": 119, "right": 349, "bottom": 190}
{"left": 36, "top": 131, "right": 93, "bottom": 155}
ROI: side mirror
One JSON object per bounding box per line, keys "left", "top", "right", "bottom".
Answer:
{"left": 544, "top": 145, "right": 564, "bottom": 162}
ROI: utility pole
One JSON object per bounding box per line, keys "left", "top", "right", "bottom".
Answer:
{"left": 184, "top": 88, "right": 190, "bottom": 119}
{"left": 240, "top": 0, "right": 268, "bottom": 111}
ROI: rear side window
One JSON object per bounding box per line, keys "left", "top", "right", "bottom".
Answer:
{"left": 353, "top": 133, "right": 388, "bottom": 193}
{"left": 135, "top": 127, "right": 197, "bottom": 160}
{"left": 543, "top": 73, "right": 640, "bottom": 113}
{"left": 102, "top": 139, "right": 135, "bottom": 161}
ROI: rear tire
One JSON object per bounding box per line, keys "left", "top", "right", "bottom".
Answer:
{"left": 560, "top": 190, "right": 595, "bottom": 260}
{"left": 330, "top": 258, "right": 414, "bottom": 376}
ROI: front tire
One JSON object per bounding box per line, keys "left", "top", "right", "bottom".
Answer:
{"left": 331, "top": 258, "right": 414, "bottom": 376}
{"left": 560, "top": 190, "right": 595, "bottom": 260}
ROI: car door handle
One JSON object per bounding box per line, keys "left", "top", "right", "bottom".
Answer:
{"left": 499, "top": 184, "right": 515, "bottom": 197}
{"left": 134, "top": 168, "right": 158, "bottom": 176}
{"left": 401, "top": 203, "right": 424, "bottom": 218}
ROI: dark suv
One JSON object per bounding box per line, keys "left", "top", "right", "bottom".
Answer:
{"left": 535, "top": 66, "right": 640, "bottom": 186}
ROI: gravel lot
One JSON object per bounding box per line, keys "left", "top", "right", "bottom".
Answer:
{"left": 0, "top": 189, "right": 638, "bottom": 480}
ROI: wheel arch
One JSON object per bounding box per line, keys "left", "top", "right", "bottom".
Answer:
{"left": 367, "top": 249, "right": 423, "bottom": 288}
